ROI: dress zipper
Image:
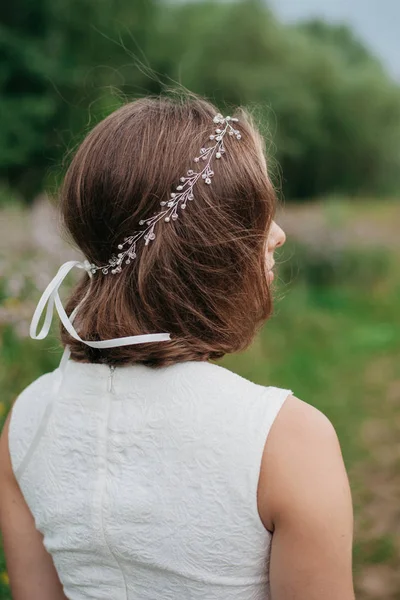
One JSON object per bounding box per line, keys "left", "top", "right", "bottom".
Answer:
{"left": 108, "top": 365, "right": 116, "bottom": 393}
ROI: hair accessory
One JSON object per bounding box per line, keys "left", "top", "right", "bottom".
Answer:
{"left": 29, "top": 113, "right": 240, "bottom": 369}
{"left": 87, "top": 113, "right": 241, "bottom": 275}
{"left": 29, "top": 259, "right": 171, "bottom": 372}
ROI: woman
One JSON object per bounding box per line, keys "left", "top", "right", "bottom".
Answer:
{"left": 0, "top": 94, "right": 355, "bottom": 599}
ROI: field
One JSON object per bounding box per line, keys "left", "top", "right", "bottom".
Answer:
{"left": 1, "top": 196, "right": 399, "bottom": 599}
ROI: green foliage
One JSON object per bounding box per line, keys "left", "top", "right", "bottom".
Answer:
{"left": 1, "top": 0, "right": 400, "bottom": 200}
{"left": 280, "top": 240, "right": 394, "bottom": 289}
{"left": 290, "top": 20, "right": 400, "bottom": 197}
{"left": 0, "top": 0, "right": 158, "bottom": 199}
{"left": 354, "top": 534, "right": 397, "bottom": 566}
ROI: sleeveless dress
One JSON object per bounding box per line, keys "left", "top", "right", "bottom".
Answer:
{"left": 8, "top": 357, "right": 292, "bottom": 600}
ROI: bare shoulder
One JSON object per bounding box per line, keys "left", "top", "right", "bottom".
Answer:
{"left": 258, "top": 394, "right": 350, "bottom": 532}
{"left": 258, "top": 394, "right": 355, "bottom": 597}
{"left": 270, "top": 393, "right": 340, "bottom": 450}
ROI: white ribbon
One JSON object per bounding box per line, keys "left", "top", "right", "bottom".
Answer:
{"left": 30, "top": 260, "right": 171, "bottom": 352}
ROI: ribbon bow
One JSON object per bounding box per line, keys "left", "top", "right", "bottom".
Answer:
{"left": 30, "top": 260, "right": 171, "bottom": 352}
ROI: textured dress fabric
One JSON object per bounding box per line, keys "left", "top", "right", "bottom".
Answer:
{"left": 8, "top": 358, "right": 292, "bottom": 600}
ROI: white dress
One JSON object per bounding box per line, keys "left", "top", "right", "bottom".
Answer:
{"left": 9, "top": 357, "right": 292, "bottom": 600}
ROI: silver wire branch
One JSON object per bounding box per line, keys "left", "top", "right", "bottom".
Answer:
{"left": 88, "top": 113, "right": 241, "bottom": 275}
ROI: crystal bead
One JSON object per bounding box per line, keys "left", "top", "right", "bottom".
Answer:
{"left": 177, "top": 185, "right": 183, "bottom": 191}
{"left": 187, "top": 170, "right": 194, "bottom": 175}
{"left": 229, "top": 131, "right": 234, "bottom": 136}
{"left": 139, "top": 220, "right": 144, "bottom": 225}
{"left": 194, "top": 157, "right": 199, "bottom": 162}
{"left": 216, "top": 152, "right": 221, "bottom": 159}
{"left": 209, "top": 135, "right": 215, "bottom": 140}
{"left": 118, "top": 253, "right": 122, "bottom": 257}
{"left": 205, "top": 178, "right": 211, "bottom": 184}
{"left": 171, "top": 214, "right": 178, "bottom": 220}
{"left": 226, "top": 116, "right": 231, "bottom": 121}
{"left": 149, "top": 233, "right": 155, "bottom": 240}
{"left": 126, "top": 259, "right": 131, "bottom": 264}
{"left": 102, "top": 268, "right": 109, "bottom": 274}
{"left": 180, "top": 177, "right": 185, "bottom": 182}
{"left": 200, "top": 148, "right": 206, "bottom": 153}
{"left": 215, "top": 128, "right": 221, "bottom": 134}
{"left": 215, "top": 135, "right": 222, "bottom": 141}
{"left": 182, "top": 204, "right": 186, "bottom": 209}
{"left": 118, "top": 244, "right": 123, "bottom": 249}
{"left": 165, "top": 216, "right": 170, "bottom": 222}
{"left": 188, "top": 194, "right": 194, "bottom": 201}
{"left": 237, "top": 134, "right": 241, "bottom": 139}
{"left": 171, "top": 192, "right": 176, "bottom": 198}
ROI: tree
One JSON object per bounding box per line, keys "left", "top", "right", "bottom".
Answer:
{"left": 0, "top": 0, "right": 158, "bottom": 199}
{"left": 1, "top": 0, "right": 400, "bottom": 200}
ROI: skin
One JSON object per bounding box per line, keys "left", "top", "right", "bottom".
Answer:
{"left": 260, "top": 220, "right": 356, "bottom": 599}
{"left": 257, "top": 395, "right": 355, "bottom": 599}
{"left": 266, "top": 220, "right": 286, "bottom": 275}
{"left": 0, "top": 407, "right": 68, "bottom": 600}
{"left": 0, "top": 220, "right": 355, "bottom": 599}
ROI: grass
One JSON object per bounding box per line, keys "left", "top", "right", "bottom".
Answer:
{"left": 1, "top": 198, "right": 400, "bottom": 599}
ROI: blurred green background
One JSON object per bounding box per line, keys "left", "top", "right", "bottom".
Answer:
{"left": 1, "top": 1, "right": 400, "bottom": 598}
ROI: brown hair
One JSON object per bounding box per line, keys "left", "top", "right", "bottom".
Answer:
{"left": 59, "top": 93, "right": 277, "bottom": 367}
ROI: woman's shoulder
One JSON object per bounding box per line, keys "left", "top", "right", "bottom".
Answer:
{"left": 7, "top": 369, "right": 58, "bottom": 476}
{"left": 11, "top": 369, "right": 58, "bottom": 413}
{"left": 258, "top": 393, "right": 347, "bottom": 531}
{"left": 257, "top": 394, "right": 355, "bottom": 596}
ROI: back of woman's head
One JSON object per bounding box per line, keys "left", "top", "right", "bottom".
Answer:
{"left": 59, "top": 93, "right": 277, "bottom": 367}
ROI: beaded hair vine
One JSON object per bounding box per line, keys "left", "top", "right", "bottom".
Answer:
{"left": 87, "top": 113, "right": 241, "bottom": 275}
